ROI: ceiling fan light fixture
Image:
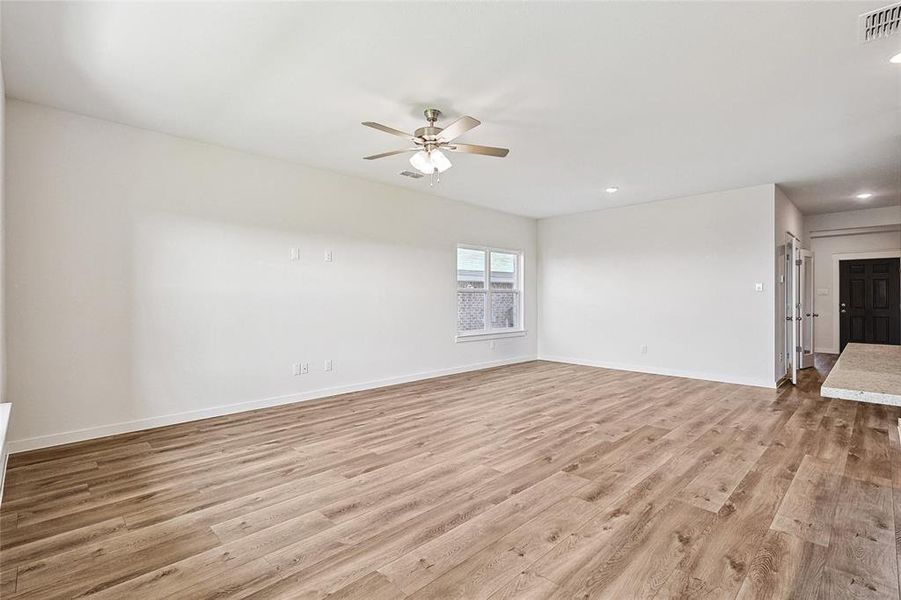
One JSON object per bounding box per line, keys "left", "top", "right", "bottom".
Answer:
{"left": 409, "top": 150, "right": 434, "bottom": 174}
{"left": 605, "top": 186, "right": 619, "bottom": 194}
{"left": 890, "top": 51, "right": 901, "bottom": 64}
{"left": 430, "top": 149, "right": 452, "bottom": 173}
{"left": 856, "top": 192, "right": 873, "bottom": 199}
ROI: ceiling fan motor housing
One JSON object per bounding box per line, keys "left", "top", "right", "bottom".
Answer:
{"left": 417, "top": 109, "right": 444, "bottom": 146}
{"left": 414, "top": 126, "right": 443, "bottom": 143}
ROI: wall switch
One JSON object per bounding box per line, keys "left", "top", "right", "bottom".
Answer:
{"left": 755, "top": 283, "right": 764, "bottom": 292}
{"left": 301, "top": 362, "right": 309, "bottom": 374}
{"left": 640, "top": 344, "right": 648, "bottom": 355}
{"left": 324, "top": 250, "right": 333, "bottom": 262}
{"left": 292, "top": 363, "right": 301, "bottom": 376}
{"left": 324, "top": 359, "right": 332, "bottom": 371}
{"left": 290, "top": 248, "right": 300, "bottom": 261}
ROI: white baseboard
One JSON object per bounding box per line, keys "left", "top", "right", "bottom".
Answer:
{"left": 538, "top": 355, "right": 776, "bottom": 389}
{"left": 7, "top": 355, "right": 537, "bottom": 454}
{"left": 0, "top": 451, "right": 8, "bottom": 506}
{"left": 0, "top": 403, "right": 10, "bottom": 505}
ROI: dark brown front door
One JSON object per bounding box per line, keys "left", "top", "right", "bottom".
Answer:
{"left": 839, "top": 257, "right": 900, "bottom": 351}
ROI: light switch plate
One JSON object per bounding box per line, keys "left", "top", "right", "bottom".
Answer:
{"left": 754, "top": 283, "right": 764, "bottom": 292}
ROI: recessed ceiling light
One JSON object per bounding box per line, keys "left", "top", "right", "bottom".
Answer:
{"left": 891, "top": 52, "right": 901, "bottom": 64}
{"left": 605, "top": 186, "right": 619, "bottom": 194}
{"left": 856, "top": 192, "right": 873, "bottom": 199}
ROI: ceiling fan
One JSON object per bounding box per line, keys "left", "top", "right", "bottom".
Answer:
{"left": 362, "top": 108, "right": 509, "bottom": 183}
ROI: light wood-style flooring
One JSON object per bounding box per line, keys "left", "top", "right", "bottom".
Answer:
{"left": 2, "top": 357, "right": 900, "bottom": 599}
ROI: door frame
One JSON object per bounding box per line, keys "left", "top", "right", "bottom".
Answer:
{"left": 784, "top": 234, "right": 801, "bottom": 384}
{"left": 831, "top": 250, "right": 901, "bottom": 354}
{"left": 799, "top": 249, "right": 815, "bottom": 369}
{"left": 780, "top": 234, "right": 793, "bottom": 383}
{"left": 791, "top": 237, "right": 800, "bottom": 384}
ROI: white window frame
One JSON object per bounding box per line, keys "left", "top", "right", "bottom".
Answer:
{"left": 455, "top": 244, "right": 526, "bottom": 343}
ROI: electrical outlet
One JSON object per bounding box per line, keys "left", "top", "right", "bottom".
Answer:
{"left": 640, "top": 344, "right": 648, "bottom": 355}
{"left": 292, "top": 363, "right": 301, "bottom": 376}
{"left": 755, "top": 282, "right": 764, "bottom": 292}
{"left": 301, "top": 362, "right": 309, "bottom": 374}
{"left": 290, "top": 248, "right": 300, "bottom": 261}
{"left": 324, "top": 250, "right": 333, "bottom": 262}
{"left": 324, "top": 359, "right": 333, "bottom": 371}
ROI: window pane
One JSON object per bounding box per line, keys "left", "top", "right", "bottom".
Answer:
{"left": 490, "top": 291, "right": 519, "bottom": 329}
{"left": 490, "top": 251, "right": 518, "bottom": 289}
{"left": 457, "top": 291, "right": 486, "bottom": 331}
{"left": 457, "top": 248, "right": 485, "bottom": 289}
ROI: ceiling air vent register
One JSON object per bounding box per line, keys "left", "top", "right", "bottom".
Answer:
{"left": 399, "top": 171, "right": 424, "bottom": 179}
{"left": 860, "top": 3, "right": 901, "bottom": 42}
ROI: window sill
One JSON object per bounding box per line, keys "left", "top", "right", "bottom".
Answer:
{"left": 455, "top": 330, "right": 528, "bottom": 343}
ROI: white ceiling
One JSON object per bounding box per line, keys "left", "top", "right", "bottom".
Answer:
{"left": 3, "top": 1, "right": 900, "bottom": 218}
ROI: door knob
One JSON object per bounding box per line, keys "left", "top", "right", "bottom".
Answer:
{"left": 813, "top": 313, "right": 819, "bottom": 317}
{"left": 841, "top": 309, "right": 846, "bottom": 313}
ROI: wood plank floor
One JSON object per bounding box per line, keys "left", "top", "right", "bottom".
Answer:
{"left": 2, "top": 357, "right": 900, "bottom": 599}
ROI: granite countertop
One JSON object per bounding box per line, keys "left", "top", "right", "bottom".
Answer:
{"left": 821, "top": 343, "right": 901, "bottom": 406}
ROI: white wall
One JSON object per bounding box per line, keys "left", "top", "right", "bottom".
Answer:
{"left": 9, "top": 98, "right": 874, "bottom": 452}
{"left": 805, "top": 205, "right": 901, "bottom": 245}
{"left": 774, "top": 186, "right": 804, "bottom": 382}
{"left": 537, "top": 185, "right": 776, "bottom": 388}
{"left": 805, "top": 206, "right": 901, "bottom": 353}
{"left": 0, "top": 31, "right": 9, "bottom": 498}
{"left": 4, "top": 100, "right": 538, "bottom": 451}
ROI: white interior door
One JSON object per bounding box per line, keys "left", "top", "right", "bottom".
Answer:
{"left": 799, "top": 250, "right": 815, "bottom": 369}
{"left": 790, "top": 236, "right": 800, "bottom": 384}
{"left": 783, "top": 234, "right": 793, "bottom": 382}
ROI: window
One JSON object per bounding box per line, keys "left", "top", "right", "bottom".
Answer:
{"left": 457, "top": 245, "right": 524, "bottom": 340}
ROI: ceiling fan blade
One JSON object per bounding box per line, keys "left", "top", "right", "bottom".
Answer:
{"left": 362, "top": 122, "right": 415, "bottom": 140}
{"left": 447, "top": 143, "right": 509, "bottom": 158}
{"left": 437, "top": 116, "right": 480, "bottom": 142}
{"left": 363, "top": 148, "right": 418, "bottom": 160}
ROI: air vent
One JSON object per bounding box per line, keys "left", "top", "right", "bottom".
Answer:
{"left": 399, "top": 170, "right": 424, "bottom": 179}
{"left": 860, "top": 3, "right": 901, "bottom": 42}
